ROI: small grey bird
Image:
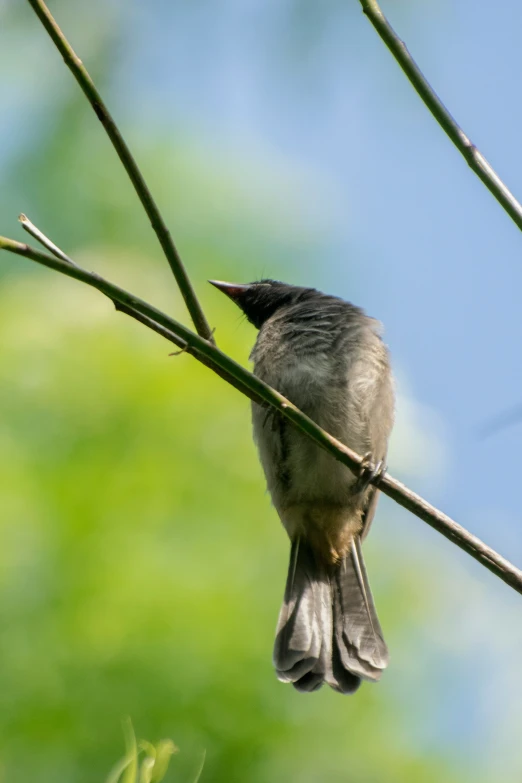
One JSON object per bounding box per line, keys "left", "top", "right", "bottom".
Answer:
{"left": 210, "top": 279, "right": 395, "bottom": 694}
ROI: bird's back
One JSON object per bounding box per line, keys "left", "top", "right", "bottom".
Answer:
{"left": 251, "top": 293, "right": 394, "bottom": 529}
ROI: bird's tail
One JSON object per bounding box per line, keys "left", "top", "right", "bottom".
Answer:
{"left": 273, "top": 537, "right": 388, "bottom": 694}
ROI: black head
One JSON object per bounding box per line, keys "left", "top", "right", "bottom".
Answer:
{"left": 209, "top": 279, "right": 315, "bottom": 329}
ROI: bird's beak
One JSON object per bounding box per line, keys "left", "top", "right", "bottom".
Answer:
{"left": 208, "top": 280, "right": 251, "bottom": 301}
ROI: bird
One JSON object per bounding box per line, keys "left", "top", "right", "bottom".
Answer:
{"left": 209, "top": 279, "right": 395, "bottom": 694}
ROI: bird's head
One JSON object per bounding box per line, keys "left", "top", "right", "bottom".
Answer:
{"left": 209, "top": 279, "right": 310, "bottom": 329}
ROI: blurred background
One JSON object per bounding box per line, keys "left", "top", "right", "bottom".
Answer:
{"left": 1, "top": 0, "right": 522, "bottom": 780}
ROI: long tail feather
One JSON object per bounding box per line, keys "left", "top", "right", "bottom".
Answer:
{"left": 274, "top": 536, "right": 387, "bottom": 693}
{"left": 273, "top": 538, "right": 322, "bottom": 681}
{"left": 332, "top": 538, "right": 388, "bottom": 680}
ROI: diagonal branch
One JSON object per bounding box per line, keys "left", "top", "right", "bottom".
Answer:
{"left": 1, "top": 233, "right": 521, "bottom": 596}
{"left": 359, "top": 0, "right": 522, "bottom": 232}
{"left": 17, "top": 216, "right": 261, "bottom": 403}
{"left": 25, "top": 0, "right": 214, "bottom": 342}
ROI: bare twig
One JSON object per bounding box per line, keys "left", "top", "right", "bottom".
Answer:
{"left": 1, "top": 234, "right": 521, "bottom": 596}
{"left": 359, "top": 0, "right": 522, "bottom": 232}
{"left": 25, "top": 0, "right": 215, "bottom": 342}
{"left": 19, "top": 213, "right": 80, "bottom": 267}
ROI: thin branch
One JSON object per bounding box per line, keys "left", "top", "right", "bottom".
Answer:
{"left": 1, "top": 235, "right": 521, "bottom": 596}
{"left": 17, "top": 217, "right": 263, "bottom": 404}
{"left": 359, "top": 0, "right": 522, "bottom": 232}
{"left": 25, "top": 0, "right": 215, "bottom": 342}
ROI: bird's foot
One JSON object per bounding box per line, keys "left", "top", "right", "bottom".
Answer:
{"left": 354, "top": 452, "right": 387, "bottom": 494}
